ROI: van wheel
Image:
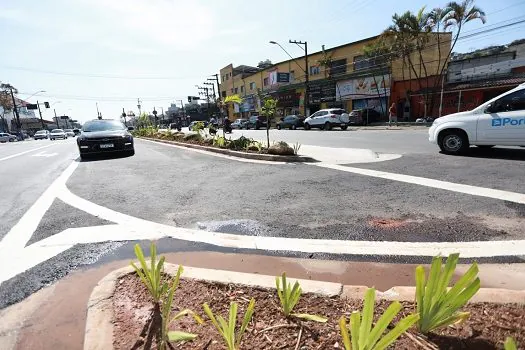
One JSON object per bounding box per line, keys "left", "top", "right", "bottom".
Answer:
{"left": 324, "top": 122, "right": 332, "bottom": 131}
{"left": 304, "top": 123, "right": 311, "bottom": 130}
{"left": 439, "top": 130, "right": 469, "bottom": 155}
{"left": 341, "top": 125, "right": 348, "bottom": 130}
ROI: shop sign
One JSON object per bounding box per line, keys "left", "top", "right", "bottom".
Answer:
{"left": 309, "top": 81, "right": 336, "bottom": 103}
{"left": 336, "top": 75, "right": 391, "bottom": 101}
{"left": 277, "top": 73, "right": 290, "bottom": 83}
{"left": 277, "top": 91, "right": 299, "bottom": 107}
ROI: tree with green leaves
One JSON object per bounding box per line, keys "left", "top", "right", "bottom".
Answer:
{"left": 136, "top": 111, "right": 152, "bottom": 129}
{"left": 0, "top": 83, "right": 18, "bottom": 132}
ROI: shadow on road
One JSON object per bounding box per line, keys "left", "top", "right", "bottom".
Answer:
{"left": 443, "top": 147, "right": 525, "bottom": 161}
{"left": 78, "top": 152, "right": 134, "bottom": 162}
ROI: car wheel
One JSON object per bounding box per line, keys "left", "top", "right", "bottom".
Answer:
{"left": 324, "top": 122, "right": 332, "bottom": 131}
{"left": 304, "top": 123, "right": 310, "bottom": 130}
{"left": 341, "top": 125, "right": 348, "bottom": 130}
{"left": 255, "top": 123, "right": 260, "bottom": 130}
{"left": 291, "top": 124, "right": 296, "bottom": 130}
{"left": 477, "top": 145, "right": 494, "bottom": 149}
{"left": 126, "top": 149, "right": 135, "bottom": 156}
{"left": 439, "top": 130, "right": 469, "bottom": 155}
{"left": 277, "top": 124, "right": 281, "bottom": 130}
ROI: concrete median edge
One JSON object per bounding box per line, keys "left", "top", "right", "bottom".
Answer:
{"left": 84, "top": 263, "right": 525, "bottom": 350}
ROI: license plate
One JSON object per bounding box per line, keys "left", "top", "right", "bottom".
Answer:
{"left": 100, "top": 143, "right": 114, "bottom": 149}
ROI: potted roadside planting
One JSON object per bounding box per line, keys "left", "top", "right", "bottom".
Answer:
{"left": 110, "top": 243, "right": 523, "bottom": 349}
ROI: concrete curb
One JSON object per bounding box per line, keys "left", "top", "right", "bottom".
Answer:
{"left": 84, "top": 263, "right": 525, "bottom": 349}
{"left": 139, "top": 137, "right": 317, "bottom": 162}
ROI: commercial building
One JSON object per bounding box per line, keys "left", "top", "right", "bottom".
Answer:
{"left": 219, "top": 33, "right": 451, "bottom": 120}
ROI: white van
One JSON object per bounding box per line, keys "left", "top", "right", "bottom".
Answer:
{"left": 429, "top": 83, "right": 525, "bottom": 154}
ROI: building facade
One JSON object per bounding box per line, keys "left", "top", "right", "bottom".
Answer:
{"left": 219, "top": 33, "right": 452, "bottom": 120}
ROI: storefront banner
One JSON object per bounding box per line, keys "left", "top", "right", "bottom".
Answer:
{"left": 336, "top": 75, "right": 391, "bottom": 101}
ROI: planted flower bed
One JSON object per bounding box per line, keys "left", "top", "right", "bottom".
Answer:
{"left": 133, "top": 126, "right": 301, "bottom": 156}
{"left": 102, "top": 244, "right": 524, "bottom": 350}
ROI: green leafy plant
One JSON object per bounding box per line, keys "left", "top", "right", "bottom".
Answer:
{"left": 245, "top": 140, "right": 263, "bottom": 152}
{"left": 228, "top": 136, "right": 253, "bottom": 150}
{"left": 416, "top": 253, "right": 480, "bottom": 333}
{"left": 159, "top": 265, "right": 203, "bottom": 349}
{"left": 191, "top": 121, "right": 205, "bottom": 132}
{"left": 203, "top": 299, "right": 255, "bottom": 350}
{"left": 339, "top": 288, "right": 419, "bottom": 350}
{"left": 130, "top": 243, "right": 167, "bottom": 303}
{"left": 275, "top": 273, "right": 327, "bottom": 322}
{"left": 504, "top": 337, "right": 517, "bottom": 350}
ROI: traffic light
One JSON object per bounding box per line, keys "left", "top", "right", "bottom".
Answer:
{"left": 44, "top": 102, "right": 50, "bottom": 108}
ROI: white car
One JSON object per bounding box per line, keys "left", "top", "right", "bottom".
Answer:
{"left": 304, "top": 108, "right": 350, "bottom": 130}
{"left": 429, "top": 83, "right": 525, "bottom": 154}
{"left": 0, "top": 132, "right": 17, "bottom": 143}
{"left": 49, "top": 129, "right": 67, "bottom": 140}
{"left": 64, "top": 129, "right": 75, "bottom": 137}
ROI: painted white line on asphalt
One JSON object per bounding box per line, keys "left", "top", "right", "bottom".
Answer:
{"left": 0, "top": 144, "right": 57, "bottom": 162}
{"left": 138, "top": 138, "right": 287, "bottom": 165}
{"left": 0, "top": 161, "right": 79, "bottom": 252}
{"left": 314, "top": 163, "right": 525, "bottom": 204}
{"left": 32, "top": 222, "right": 525, "bottom": 259}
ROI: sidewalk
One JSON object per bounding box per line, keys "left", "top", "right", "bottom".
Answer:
{"left": 1, "top": 251, "right": 524, "bottom": 350}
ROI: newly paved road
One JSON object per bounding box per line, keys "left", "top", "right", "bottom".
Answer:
{"left": 0, "top": 130, "right": 524, "bottom": 308}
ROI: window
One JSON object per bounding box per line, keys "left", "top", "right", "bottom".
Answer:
{"left": 249, "top": 82, "right": 256, "bottom": 90}
{"left": 240, "top": 86, "right": 244, "bottom": 93}
{"left": 231, "top": 88, "right": 233, "bottom": 93}
{"left": 290, "top": 70, "right": 295, "bottom": 82}
{"left": 234, "top": 87, "right": 238, "bottom": 94}
{"left": 221, "top": 91, "right": 226, "bottom": 98}
{"left": 263, "top": 77, "right": 269, "bottom": 86}
{"left": 330, "top": 59, "right": 347, "bottom": 76}
{"left": 493, "top": 89, "right": 525, "bottom": 112}
{"left": 309, "top": 66, "right": 320, "bottom": 75}
{"left": 354, "top": 55, "right": 386, "bottom": 71}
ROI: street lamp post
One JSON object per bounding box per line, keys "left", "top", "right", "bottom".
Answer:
{"left": 270, "top": 40, "right": 310, "bottom": 116}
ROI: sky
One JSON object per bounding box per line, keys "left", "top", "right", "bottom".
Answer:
{"left": 1, "top": 0, "right": 524, "bottom": 123}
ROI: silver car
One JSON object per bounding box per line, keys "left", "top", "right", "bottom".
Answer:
{"left": 0, "top": 132, "right": 17, "bottom": 142}
{"left": 50, "top": 129, "right": 67, "bottom": 140}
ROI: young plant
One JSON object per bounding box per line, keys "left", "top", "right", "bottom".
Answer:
{"left": 339, "top": 288, "right": 419, "bottom": 350}
{"left": 416, "top": 253, "right": 480, "bottom": 333}
{"left": 504, "top": 337, "right": 517, "bottom": 350}
{"left": 292, "top": 142, "right": 301, "bottom": 155}
{"left": 275, "top": 273, "right": 327, "bottom": 322}
{"left": 159, "top": 265, "right": 203, "bottom": 350}
{"left": 130, "top": 243, "right": 167, "bottom": 303}
{"left": 203, "top": 298, "right": 255, "bottom": 350}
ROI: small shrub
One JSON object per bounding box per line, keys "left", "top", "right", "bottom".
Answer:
{"left": 339, "top": 288, "right": 419, "bottom": 350}
{"left": 228, "top": 136, "right": 252, "bottom": 150}
{"left": 130, "top": 243, "right": 167, "bottom": 304}
{"left": 268, "top": 141, "right": 294, "bottom": 155}
{"left": 183, "top": 133, "right": 203, "bottom": 142}
{"left": 191, "top": 121, "right": 205, "bottom": 132}
{"left": 276, "top": 273, "right": 327, "bottom": 322}
{"left": 416, "top": 253, "right": 480, "bottom": 334}
{"left": 213, "top": 135, "right": 228, "bottom": 148}
{"left": 203, "top": 299, "right": 255, "bottom": 350}
{"left": 246, "top": 141, "right": 263, "bottom": 152}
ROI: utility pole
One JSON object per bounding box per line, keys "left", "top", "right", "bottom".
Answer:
{"left": 204, "top": 81, "right": 217, "bottom": 117}
{"left": 197, "top": 86, "right": 210, "bottom": 119}
{"left": 54, "top": 109, "right": 59, "bottom": 128}
{"left": 37, "top": 101, "right": 45, "bottom": 129}
{"left": 137, "top": 98, "right": 142, "bottom": 116}
{"left": 209, "top": 74, "right": 222, "bottom": 123}
{"left": 96, "top": 102, "right": 102, "bottom": 119}
{"left": 153, "top": 107, "right": 158, "bottom": 126}
{"left": 121, "top": 108, "right": 127, "bottom": 126}
{"left": 9, "top": 87, "right": 23, "bottom": 139}
{"left": 289, "top": 40, "right": 309, "bottom": 116}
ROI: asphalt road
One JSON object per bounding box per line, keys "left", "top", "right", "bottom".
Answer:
{"left": 0, "top": 130, "right": 524, "bottom": 308}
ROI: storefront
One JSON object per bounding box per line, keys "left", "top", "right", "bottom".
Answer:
{"left": 308, "top": 81, "right": 342, "bottom": 113}
{"left": 336, "top": 75, "right": 391, "bottom": 117}
{"left": 276, "top": 91, "right": 301, "bottom": 116}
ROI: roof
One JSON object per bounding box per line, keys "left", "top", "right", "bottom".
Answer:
{"left": 446, "top": 74, "right": 525, "bottom": 91}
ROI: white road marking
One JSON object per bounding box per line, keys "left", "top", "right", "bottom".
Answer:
{"left": 0, "top": 144, "right": 57, "bottom": 162}
{"left": 31, "top": 151, "right": 58, "bottom": 158}
{"left": 314, "top": 163, "right": 525, "bottom": 204}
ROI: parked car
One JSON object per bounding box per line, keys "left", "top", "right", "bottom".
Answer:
{"left": 277, "top": 115, "right": 305, "bottom": 130}
{"left": 304, "top": 109, "right": 350, "bottom": 130}
{"left": 429, "top": 83, "right": 525, "bottom": 154}
{"left": 64, "top": 129, "right": 76, "bottom": 137}
{"left": 77, "top": 119, "right": 134, "bottom": 159}
{"left": 349, "top": 109, "right": 382, "bottom": 125}
{"left": 34, "top": 130, "right": 50, "bottom": 140}
{"left": 49, "top": 129, "right": 67, "bottom": 140}
{"left": 245, "top": 115, "right": 267, "bottom": 129}
{"left": 231, "top": 118, "right": 248, "bottom": 129}
{"left": 0, "top": 132, "right": 17, "bottom": 143}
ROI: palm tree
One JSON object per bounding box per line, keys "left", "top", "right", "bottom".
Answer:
{"left": 443, "top": 0, "right": 486, "bottom": 53}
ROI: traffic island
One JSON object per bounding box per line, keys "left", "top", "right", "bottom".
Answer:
{"left": 85, "top": 263, "right": 525, "bottom": 350}
{"left": 138, "top": 135, "right": 316, "bottom": 163}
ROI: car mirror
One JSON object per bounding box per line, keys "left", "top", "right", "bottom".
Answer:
{"left": 484, "top": 104, "right": 493, "bottom": 114}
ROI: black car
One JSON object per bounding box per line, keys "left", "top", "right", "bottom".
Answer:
{"left": 277, "top": 115, "right": 304, "bottom": 130}
{"left": 245, "top": 115, "right": 267, "bottom": 129}
{"left": 77, "top": 119, "right": 134, "bottom": 159}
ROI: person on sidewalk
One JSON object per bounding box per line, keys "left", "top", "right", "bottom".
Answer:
{"left": 388, "top": 103, "right": 398, "bottom": 127}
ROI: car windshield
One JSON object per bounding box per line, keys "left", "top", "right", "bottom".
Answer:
{"left": 82, "top": 120, "right": 126, "bottom": 132}
{"left": 35, "top": 130, "right": 47, "bottom": 134}
{"left": 51, "top": 129, "right": 64, "bottom": 133}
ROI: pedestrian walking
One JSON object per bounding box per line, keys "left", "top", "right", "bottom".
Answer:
{"left": 388, "top": 103, "right": 398, "bottom": 127}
